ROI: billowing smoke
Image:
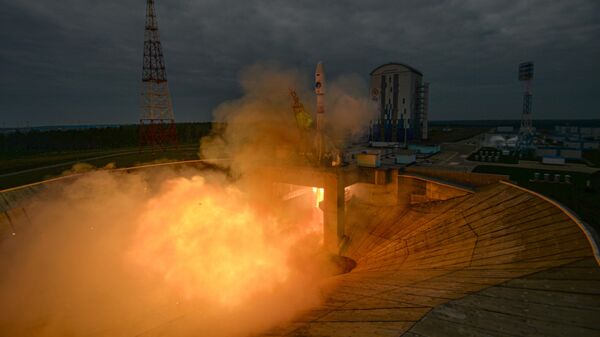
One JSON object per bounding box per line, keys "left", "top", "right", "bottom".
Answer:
{"left": 0, "top": 170, "right": 326, "bottom": 337}
{"left": 200, "top": 63, "right": 376, "bottom": 174}
{"left": 327, "top": 74, "right": 378, "bottom": 141}
{"left": 200, "top": 63, "right": 309, "bottom": 176}
{"left": 0, "top": 63, "right": 374, "bottom": 336}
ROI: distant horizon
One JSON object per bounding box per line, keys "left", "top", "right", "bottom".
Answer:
{"left": 2, "top": 118, "right": 600, "bottom": 130}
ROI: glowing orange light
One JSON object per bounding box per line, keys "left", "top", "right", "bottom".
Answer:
{"left": 311, "top": 187, "right": 324, "bottom": 208}
{"left": 129, "top": 176, "right": 323, "bottom": 308}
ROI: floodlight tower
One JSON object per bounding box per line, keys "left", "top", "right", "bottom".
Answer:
{"left": 138, "top": 0, "right": 177, "bottom": 150}
{"left": 516, "top": 61, "right": 534, "bottom": 154}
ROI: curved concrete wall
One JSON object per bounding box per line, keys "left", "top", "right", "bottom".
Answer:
{"left": 344, "top": 183, "right": 595, "bottom": 270}
{"left": 269, "top": 182, "right": 600, "bottom": 336}
{"left": 0, "top": 176, "right": 80, "bottom": 239}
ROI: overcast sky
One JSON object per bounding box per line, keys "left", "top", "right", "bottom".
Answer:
{"left": 1, "top": 0, "right": 599, "bottom": 126}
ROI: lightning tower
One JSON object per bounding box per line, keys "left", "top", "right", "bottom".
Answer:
{"left": 516, "top": 61, "right": 534, "bottom": 154}
{"left": 139, "top": 0, "right": 177, "bottom": 149}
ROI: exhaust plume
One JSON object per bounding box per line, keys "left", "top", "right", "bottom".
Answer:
{"left": 0, "top": 170, "right": 325, "bottom": 337}
{"left": 200, "top": 63, "right": 377, "bottom": 174}
{"left": 0, "top": 63, "right": 374, "bottom": 337}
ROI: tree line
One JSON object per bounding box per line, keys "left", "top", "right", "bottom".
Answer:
{"left": 0, "top": 123, "right": 214, "bottom": 153}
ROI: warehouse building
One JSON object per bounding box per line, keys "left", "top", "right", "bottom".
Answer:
{"left": 554, "top": 125, "right": 600, "bottom": 140}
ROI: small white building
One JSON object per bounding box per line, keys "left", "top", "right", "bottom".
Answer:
{"left": 542, "top": 156, "right": 565, "bottom": 165}
{"left": 536, "top": 147, "right": 582, "bottom": 159}
{"left": 555, "top": 125, "right": 600, "bottom": 140}
{"left": 395, "top": 150, "right": 416, "bottom": 164}
{"left": 357, "top": 152, "right": 381, "bottom": 168}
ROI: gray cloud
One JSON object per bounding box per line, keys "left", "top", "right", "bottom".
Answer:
{"left": 1, "top": 0, "right": 599, "bottom": 126}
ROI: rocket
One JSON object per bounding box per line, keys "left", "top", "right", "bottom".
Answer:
{"left": 315, "top": 61, "right": 326, "bottom": 127}
{"left": 314, "top": 61, "right": 325, "bottom": 162}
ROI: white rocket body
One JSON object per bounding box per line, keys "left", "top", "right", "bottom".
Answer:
{"left": 314, "top": 62, "right": 326, "bottom": 162}
{"left": 315, "top": 61, "right": 326, "bottom": 129}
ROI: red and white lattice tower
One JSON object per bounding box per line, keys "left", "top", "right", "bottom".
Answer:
{"left": 139, "top": 0, "right": 177, "bottom": 150}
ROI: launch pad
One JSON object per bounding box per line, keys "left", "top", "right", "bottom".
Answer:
{"left": 1, "top": 161, "right": 599, "bottom": 336}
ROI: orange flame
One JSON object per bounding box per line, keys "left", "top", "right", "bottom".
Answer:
{"left": 311, "top": 187, "right": 324, "bottom": 208}
{"left": 129, "top": 176, "right": 323, "bottom": 308}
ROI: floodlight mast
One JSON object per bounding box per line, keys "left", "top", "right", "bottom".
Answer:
{"left": 516, "top": 62, "right": 534, "bottom": 155}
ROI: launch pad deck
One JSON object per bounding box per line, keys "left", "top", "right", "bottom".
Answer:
{"left": 262, "top": 182, "right": 600, "bottom": 336}
{"left": 1, "top": 167, "right": 599, "bottom": 337}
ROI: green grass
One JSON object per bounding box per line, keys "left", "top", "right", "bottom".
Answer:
{"left": 0, "top": 144, "right": 201, "bottom": 190}
{"left": 0, "top": 147, "right": 138, "bottom": 174}
{"left": 473, "top": 165, "right": 600, "bottom": 232}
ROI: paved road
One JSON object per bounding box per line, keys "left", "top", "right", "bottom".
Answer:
{"left": 474, "top": 160, "right": 600, "bottom": 174}
{"left": 424, "top": 134, "right": 482, "bottom": 172}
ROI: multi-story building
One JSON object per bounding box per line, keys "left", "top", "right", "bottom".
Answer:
{"left": 369, "top": 63, "right": 429, "bottom": 142}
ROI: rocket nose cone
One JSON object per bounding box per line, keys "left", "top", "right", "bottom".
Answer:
{"left": 315, "top": 62, "right": 324, "bottom": 77}
{"left": 315, "top": 61, "right": 323, "bottom": 74}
